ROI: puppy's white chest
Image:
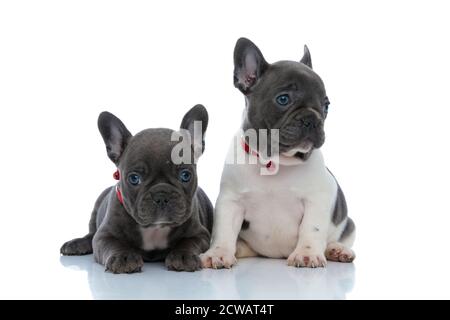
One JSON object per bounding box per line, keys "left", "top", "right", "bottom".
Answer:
{"left": 240, "top": 187, "right": 304, "bottom": 257}
{"left": 140, "top": 226, "right": 171, "bottom": 251}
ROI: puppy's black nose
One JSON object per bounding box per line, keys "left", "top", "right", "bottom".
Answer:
{"left": 152, "top": 192, "right": 170, "bottom": 208}
{"left": 301, "top": 117, "right": 316, "bottom": 129}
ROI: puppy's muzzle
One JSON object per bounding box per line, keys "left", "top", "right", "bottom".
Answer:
{"left": 135, "top": 183, "right": 188, "bottom": 226}
{"left": 296, "top": 114, "right": 319, "bottom": 130}
{"left": 279, "top": 110, "right": 324, "bottom": 152}
{"left": 151, "top": 191, "right": 170, "bottom": 209}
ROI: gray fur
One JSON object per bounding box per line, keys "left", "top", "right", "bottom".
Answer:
{"left": 61, "top": 105, "right": 213, "bottom": 273}
{"left": 327, "top": 168, "right": 349, "bottom": 226}
{"left": 332, "top": 183, "right": 348, "bottom": 225}
{"left": 339, "top": 218, "right": 355, "bottom": 242}
{"left": 300, "top": 45, "right": 312, "bottom": 69}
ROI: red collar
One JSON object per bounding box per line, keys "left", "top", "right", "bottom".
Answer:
{"left": 241, "top": 137, "right": 276, "bottom": 171}
{"left": 113, "top": 170, "right": 124, "bottom": 205}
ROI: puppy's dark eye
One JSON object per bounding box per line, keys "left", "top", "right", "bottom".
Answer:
{"left": 275, "top": 94, "right": 290, "bottom": 106}
{"left": 323, "top": 96, "right": 330, "bottom": 114}
{"left": 128, "top": 173, "right": 141, "bottom": 186}
{"left": 179, "top": 169, "right": 192, "bottom": 183}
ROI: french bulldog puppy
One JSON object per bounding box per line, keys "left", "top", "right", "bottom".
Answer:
{"left": 61, "top": 105, "right": 213, "bottom": 273}
{"left": 200, "top": 38, "right": 355, "bottom": 268}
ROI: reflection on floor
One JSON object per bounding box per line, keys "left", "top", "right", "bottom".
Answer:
{"left": 60, "top": 255, "right": 355, "bottom": 299}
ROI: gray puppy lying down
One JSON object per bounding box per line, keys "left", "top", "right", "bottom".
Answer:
{"left": 61, "top": 105, "right": 213, "bottom": 273}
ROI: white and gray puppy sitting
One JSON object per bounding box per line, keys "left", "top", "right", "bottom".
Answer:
{"left": 200, "top": 38, "right": 355, "bottom": 268}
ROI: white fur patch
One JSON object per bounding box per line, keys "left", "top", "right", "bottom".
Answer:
{"left": 281, "top": 141, "right": 313, "bottom": 157}
{"left": 140, "top": 226, "right": 171, "bottom": 251}
{"left": 204, "top": 131, "right": 341, "bottom": 262}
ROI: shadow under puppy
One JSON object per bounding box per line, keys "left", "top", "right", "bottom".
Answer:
{"left": 61, "top": 105, "right": 213, "bottom": 273}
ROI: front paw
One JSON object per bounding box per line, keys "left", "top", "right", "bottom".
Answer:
{"left": 287, "top": 248, "right": 327, "bottom": 268}
{"left": 165, "top": 251, "right": 202, "bottom": 272}
{"left": 60, "top": 237, "right": 93, "bottom": 256}
{"left": 105, "top": 252, "right": 144, "bottom": 274}
{"left": 199, "top": 246, "right": 237, "bottom": 269}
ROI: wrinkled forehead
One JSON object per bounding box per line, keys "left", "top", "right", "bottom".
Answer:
{"left": 259, "top": 61, "right": 326, "bottom": 96}
{"left": 121, "top": 128, "right": 180, "bottom": 170}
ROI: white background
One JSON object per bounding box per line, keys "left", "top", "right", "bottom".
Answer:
{"left": 1, "top": 0, "right": 450, "bottom": 299}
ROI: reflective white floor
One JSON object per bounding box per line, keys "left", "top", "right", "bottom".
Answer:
{"left": 58, "top": 255, "right": 355, "bottom": 300}
{"left": 2, "top": 237, "right": 450, "bottom": 299}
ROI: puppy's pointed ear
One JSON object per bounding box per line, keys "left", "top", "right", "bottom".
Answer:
{"left": 233, "top": 37, "right": 269, "bottom": 94}
{"left": 98, "top": 111, "right": 132, "bottom": 164}
{"left": 180, "top": 104, "right": 208, "bottom": 159}
{"left": 300, "top": 45, "right": 312, "bottom": 69}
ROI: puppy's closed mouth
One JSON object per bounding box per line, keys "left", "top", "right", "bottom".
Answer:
{"left": 294, "top": 151, "right": 308, "bottom": 160}
{"left": 281, "top": 141, "right": 312, "bottom": 160}
{"left": 141, "top": 221, "right": 177, "bottom": 228}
